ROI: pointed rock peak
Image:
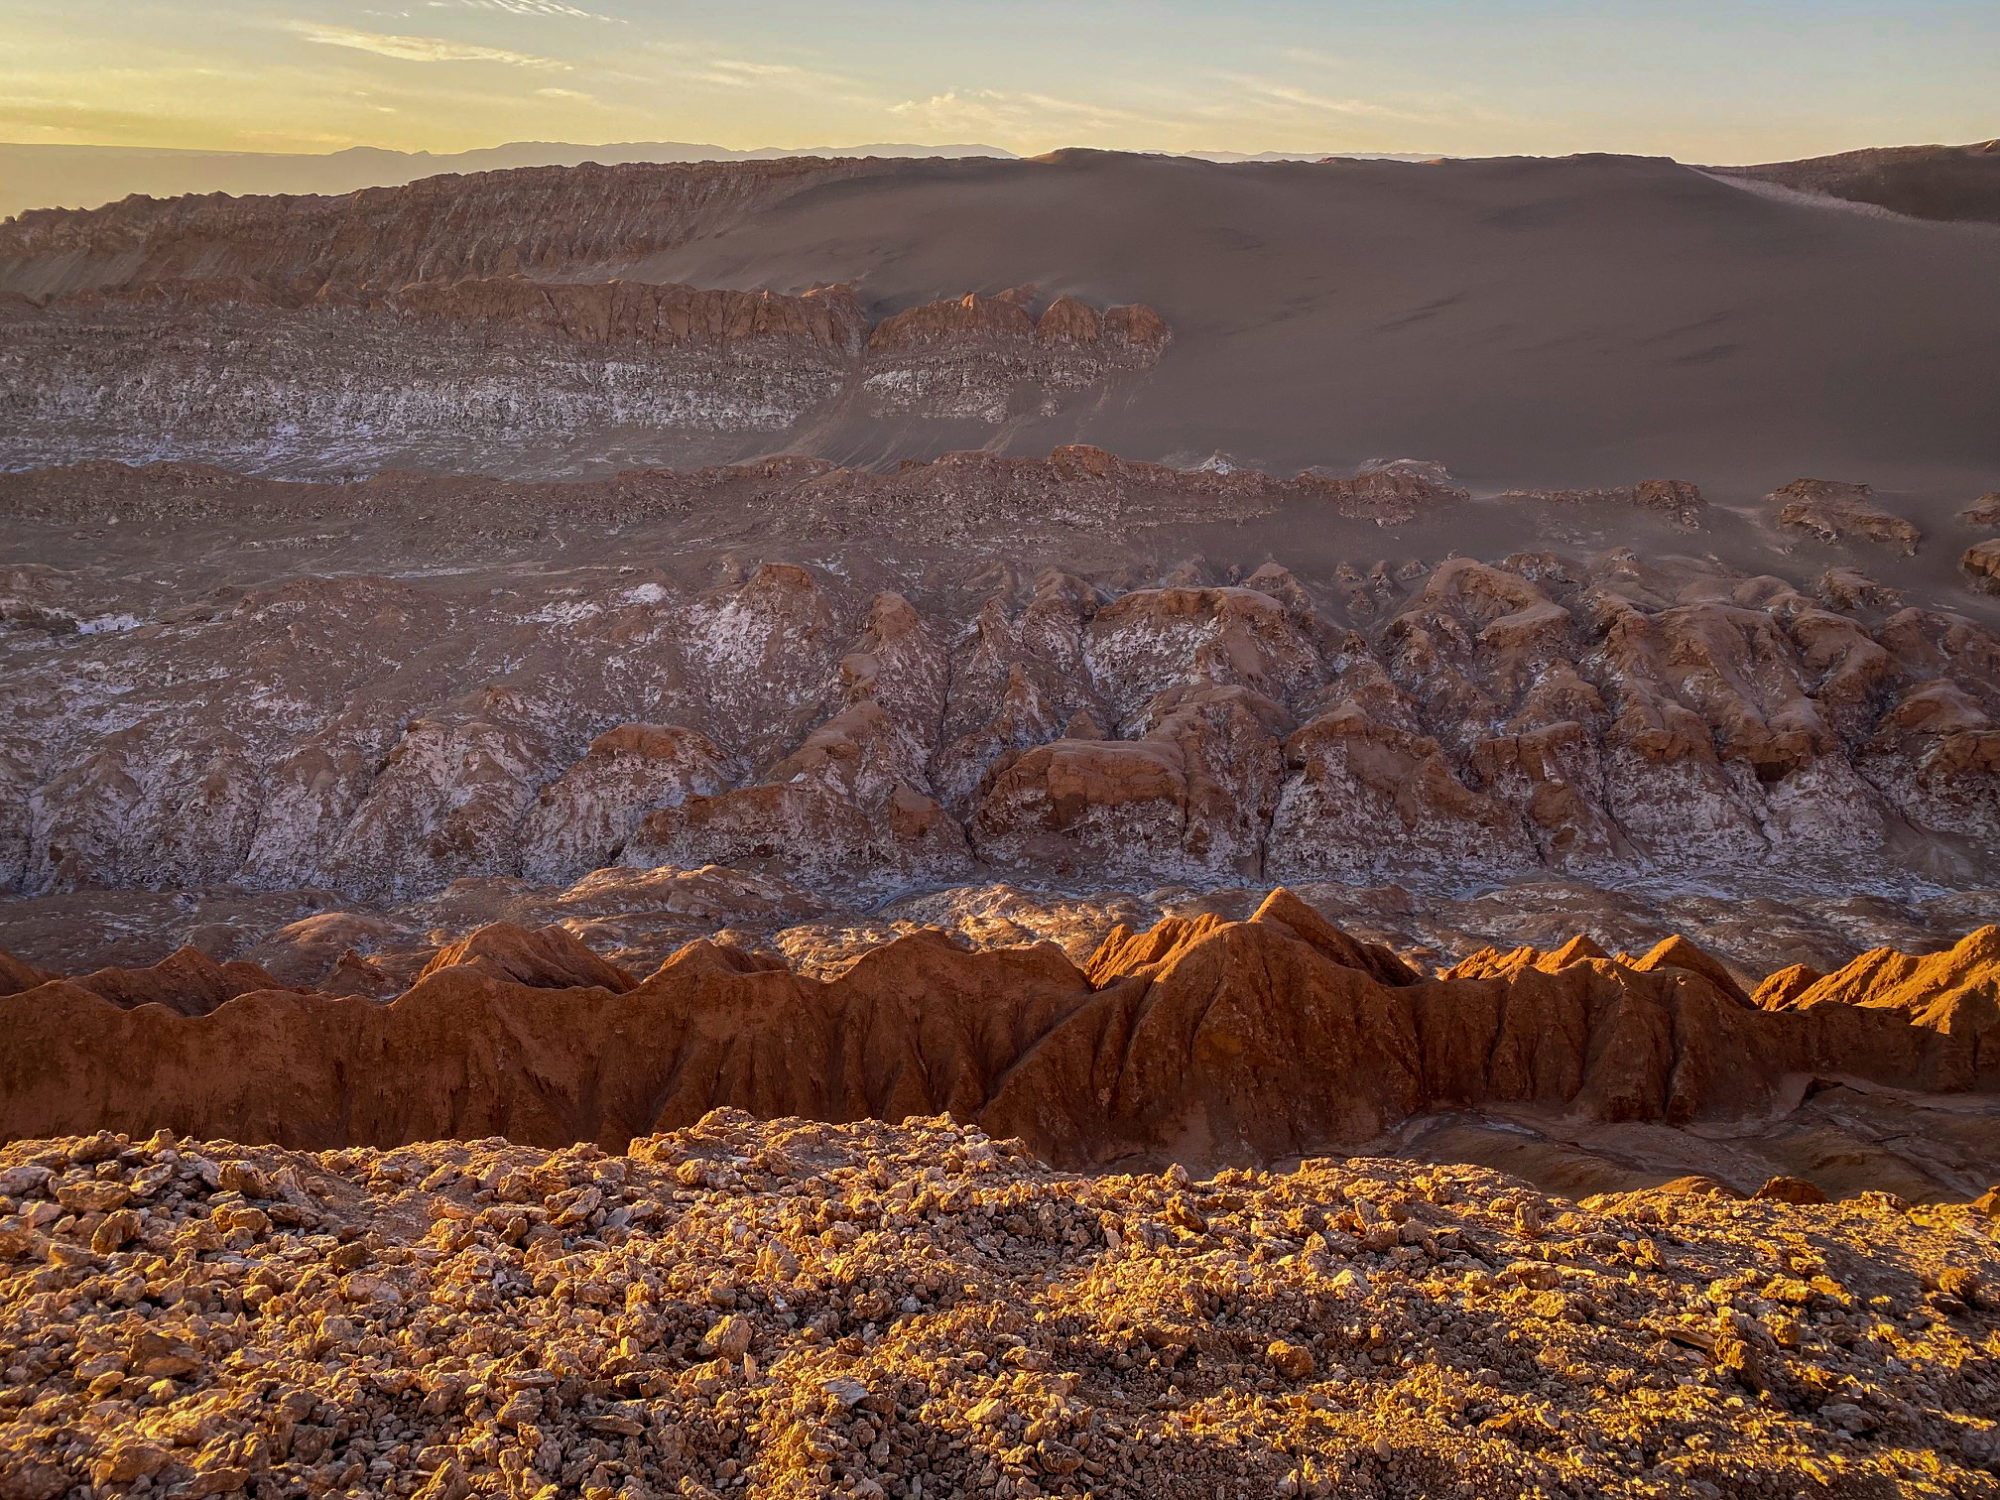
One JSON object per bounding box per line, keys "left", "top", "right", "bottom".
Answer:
{"left": 1946, "top": 924, "right": 2000, "bottom": 968}
{"left": 1064, "top": 708, "right": 1107, "bottom": 741}
{"left": 61, "top": 945, "right": 251, "bottom": 1016}
{"left": 1084, "top": 912, "right": 1230, "bottom": 986}
{"left": 861, "top": 591, "right": 924, "bottom": 644}
{"left": 1249, "top": 889, "right": 1419, "bottom": 986}
{"left": 1036, "top": 296, "right": 1104, "bottom": 344}
{"left": 1750, "top": 963, "right": 1823, "bottom": 1010}
{"left": 1633, "top": 935, "right": 1751, "bottom": 1006}
{"left": 1536, "top": 935, "right": 1610, "bottom": 972}
{"left": 0, "top": 948, "right": 58, "bottom": 998}
{"left": 641, "top": 938, "right": 792, "bottom": 984}
{"left": 1799, "top": 924, "right": 2000, "bottom": 1013}
{"left": 421, "top": 921, "right": 636, "bottom": 993}
{"left": 1440, "top": 945, "right": 1537, "bottom": 981}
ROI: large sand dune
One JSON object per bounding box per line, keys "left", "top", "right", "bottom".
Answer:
{"left": 627, "top": 150, "right": 2000, "bottom": 491}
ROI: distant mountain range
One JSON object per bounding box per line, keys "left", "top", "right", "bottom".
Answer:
{"left": 0, "top": 140, "right": 1446, "bottom": 219}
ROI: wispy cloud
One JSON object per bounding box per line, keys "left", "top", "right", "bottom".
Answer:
{"left": 636, "top": 46, "right": 864, "bottom": 100}
{"left": 1210, "top": 77, "right": 1445, "bottom": 125}
{"left": 890, "top": 88, "right": 1178, "bottom": 137}
{"left": 289, "top": 23, "right": 569, "bottom": 69}
{"left": 534, "top": 85, "right": 595, "bottom": 100}
{"left": 436, "top": 0, "right": 620, "bottom": 19}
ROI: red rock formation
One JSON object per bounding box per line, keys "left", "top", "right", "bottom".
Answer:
{"left": 43, "top": 946, "right": 290, "bottom": 1017}
{"left": 1772, "top": 478, "right": 1922, "bottom": 556}
{"left": 0, "top": 897, "right": 1990, "bottom": 1165}
{"left": 1963, "top": 537, "right": 2000, "bottom": 593}
{"left": 1752, "top": 962, "right": 1825, "bottom": 1009}
{"left": 417, "top": 920, "right": 637, "bottom": 994}
{"left": 1777, "top": 927, "right": 2000, "bottom": 1086}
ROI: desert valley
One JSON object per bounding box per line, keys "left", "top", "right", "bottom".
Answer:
{"left": 0, "top": 96, "right": 1997, "bottom": 1500}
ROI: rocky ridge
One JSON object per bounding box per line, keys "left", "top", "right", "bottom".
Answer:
{"left": 0, "top": 160, "right": 1178, "bottom": 476}
{"left": 0, "top": 160, "right": 904, "bottom": 299}
{"left": 1, "top": 893, "right": 1994, "bottom": 1186}
{"left": 1714, "top": 140, "right": 2000, "bottom": 225}
{"left": 1773, "top": 480, "right": 1924, "bottom": 558}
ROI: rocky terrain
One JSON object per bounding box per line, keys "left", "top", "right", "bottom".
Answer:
{"left": 0, "top": 270, "right": 1168, "bottom": 478}
{"left": 2, "top": 144, "right": 1998, "bottom": 1498}
{"left": 1, "top": 1114, "right": 1997, "bottom": 1500}
{"left": 3, "top": 459, "right": 1996, "bottom": 910}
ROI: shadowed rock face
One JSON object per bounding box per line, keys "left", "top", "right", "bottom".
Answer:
{"left": 1, "top": 894, "right": 1994, "bottom": 1180}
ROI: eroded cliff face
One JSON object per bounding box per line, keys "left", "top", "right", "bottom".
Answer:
{"left": 0, "top": 281, "right": 1170, "bottom": 477}
{"left": 4, "top": 477, "right": 1994, "bottom": 904}
{"left": 0, "top": 159, "right": 896, "bottom": 298}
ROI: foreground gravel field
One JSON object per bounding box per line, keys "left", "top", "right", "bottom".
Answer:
{"left": 2, "top": 1113, "right": 1997, "bottom": 1500}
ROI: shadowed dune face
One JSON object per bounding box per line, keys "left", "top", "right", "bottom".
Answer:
{"left": 3, "top": 152, "right": 1998, "bottom": 487}
{"left": 2, "top": 893, "right": 1994, "bottom": 1200}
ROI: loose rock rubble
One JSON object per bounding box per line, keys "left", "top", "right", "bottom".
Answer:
{"left": 3, "top": 1114, "right": 1997, "bottom": 1500}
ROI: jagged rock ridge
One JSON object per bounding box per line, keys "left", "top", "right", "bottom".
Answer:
{"left": 2, "top": 893, "right": 1994, "bottom": 1173}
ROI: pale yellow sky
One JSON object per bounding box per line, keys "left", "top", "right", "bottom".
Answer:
{"left": 2, "top": 1, "right": 1995, "bottom": 161}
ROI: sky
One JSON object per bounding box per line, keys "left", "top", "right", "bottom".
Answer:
{"left": 1, "top": 0, "right": 1995, "bottom": 163}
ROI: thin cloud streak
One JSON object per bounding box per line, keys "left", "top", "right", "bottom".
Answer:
{"left": 289, "top": 23, "right": 570, "bottom": 70}
{"left": 444, "top": 0, "right": 615, "bottom": 17}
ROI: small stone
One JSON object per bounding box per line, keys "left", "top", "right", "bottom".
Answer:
{"left": 57, "top": 1180, "right": 131, "bottom": 1214}
{"left": 701, "top": 1313, "right": 753, "bottom": 1359}
{"left": 821, "top": 1375, "right": 869, "bottom": 1409}
{"left": 1266, "top": 1340, "right": 1314, "bottom": 1379}
{"left": 1753, "top": 1176, "right": 1827, "bottom": 1205}
{"left": 91, "top": 1208, "right": 143, "bottom": 1253}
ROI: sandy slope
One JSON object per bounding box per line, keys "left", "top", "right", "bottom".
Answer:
{"left": 623, "top": 151, "right": 2000, "bottom": 491}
